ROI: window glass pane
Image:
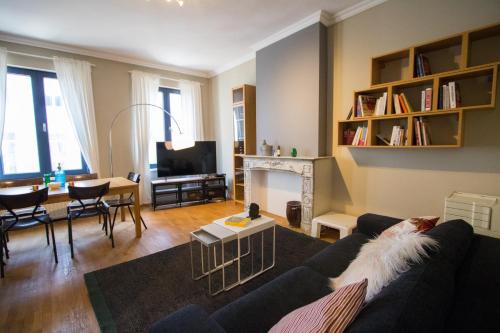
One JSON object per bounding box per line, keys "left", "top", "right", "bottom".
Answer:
{"left": 149, "top": 91, "right": 165, "bottom": 165}
{"left": 2, "top": 73, "right": 40, "bottom": 174}
{"left": 43, "top": 77, "right": 83, "bottom": 171}
{"left": 169, "top": 92, "right": 181, "bottom": 135}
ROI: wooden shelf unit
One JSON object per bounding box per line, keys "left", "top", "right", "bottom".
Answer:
{"left": 232, "top": 84, "right": 256, "bottom": 202}
{"left": 340, "top": 22, "right": 500, "bottom": 149}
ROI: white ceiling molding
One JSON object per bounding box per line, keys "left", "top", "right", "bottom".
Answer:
{"left": 0, "top": 33, "right": 211, "bottom": 78}
{"left": 251, "top": 10, "right": 331, "bottom": 52}
{"left": 209, "top": 51, "right": 256, "bottom": 78}
{"left": 330, "top": 0, "right": 387, "bottom": 24}
{"left": 213, "top": 0, "right": 386, "bottom": 77}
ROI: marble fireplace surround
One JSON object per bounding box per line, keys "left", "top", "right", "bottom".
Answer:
{"left": 243, "top": 155, "right": 332, "bottom": 232}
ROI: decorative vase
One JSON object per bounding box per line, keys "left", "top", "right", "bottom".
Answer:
{"left": 291, "top": 147, "right": 297, "bottom": 157}
{"left": 286, "top": 201, "right": 301, "bottom": 228}
{"left": 260, "top": 140, "right": 273, "bottom": 156}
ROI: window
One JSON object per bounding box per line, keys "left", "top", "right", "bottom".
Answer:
{"left": 149, "top": 87, "right": 180, "bottom": 168}
{"left": 0, "top": 67, "right": 88, "bottom": 179}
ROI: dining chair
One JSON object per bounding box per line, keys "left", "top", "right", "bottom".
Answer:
{"left": 67, "top": 182, "right": 111, "bottom": 258}
{"left": 0, "top": 187, "right": 57, "bottom": 278}
{"left": 106, "top": 172, "right": 147, "bottom": 232}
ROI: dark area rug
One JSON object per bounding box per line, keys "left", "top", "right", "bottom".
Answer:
{"left": 84, "top": 225, "right": 329, "bottom": 333}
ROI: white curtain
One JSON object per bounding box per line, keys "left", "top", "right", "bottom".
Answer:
{"left": 53, "top": 56, "right": 100, "bottom": 173}
{"left": 0, "top": 48, "right": 7, "bottom": 151}
{"left": 130, "top": 70, "right": 159, "bottom": 204}
{"left": 172, "top": 80, "right": 204, "bottom": 146}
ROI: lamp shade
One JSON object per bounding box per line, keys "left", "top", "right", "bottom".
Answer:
{"left": 171, "top": 132, "right": 195, "bottom": 150}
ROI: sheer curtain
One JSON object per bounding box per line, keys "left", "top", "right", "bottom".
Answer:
{"left": 0, "top": 48, "right": 7, "bottom": 151}
{"left": 172, "top": 80, "right": 204, "bottom": 147}
{"left": 53, "top": 56, "right": 100, "bottom": 173}
{"left": 130, "top": 70, "right": 159, "bottom": 204}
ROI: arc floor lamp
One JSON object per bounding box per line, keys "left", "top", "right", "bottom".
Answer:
{"left": 108, "top": 103, "right": 194, "bottom": 177}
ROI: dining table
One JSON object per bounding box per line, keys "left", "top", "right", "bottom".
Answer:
{"left": 0, "top": 176, "right": 143, "bottom": 238}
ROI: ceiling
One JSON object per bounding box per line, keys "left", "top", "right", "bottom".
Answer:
{"left": 0, "top": 0, "right": 380, "bottom": 77}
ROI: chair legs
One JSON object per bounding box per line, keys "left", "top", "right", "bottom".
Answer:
{"left": 68, "top": 216, "right": 74, "bottom": 259}
{"left": 2, "top": 232, "right": 9, "bottom": 259}
{"left": 49, "top": 222, "right": 58, "bottom": 264}
{"left": 45, "top": 224, "right": 50, "bottom": 245}
{"left": 0, "top": 230, "right": 4, "bottom": 278}
{"left": 127, "top": 205, "right": 147, "bottom": 229}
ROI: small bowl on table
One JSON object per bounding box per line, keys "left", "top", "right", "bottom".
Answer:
{"left": 48, "top": 182, "right": 61, "bottom": 191}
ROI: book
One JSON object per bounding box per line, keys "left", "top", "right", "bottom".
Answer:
{"left": 393, "top": 94, "right": 402, "bottom": 114}
{"left": 443, "top": 84, "right": 449, "bottom": 109}
{"left": 415, "top": 118, "right": 422, "bottom": 146}
{"left": 376, "top": 134, "right": 390, "bottom": 145}
{"left": 343, "top": 128, "right": 356, "bottom": 145}
{"left": 398, "top": 94, "right": 408, "bottom": 113}
{"left": 225, "top": 216, "right": 251, "bottom": 227}
{"left": 438, "top": 85, "right": 443, "bottom": 109}
{"left": 449, "top": 81, "right": 456, "bottom": 108}
{"left": 401, "top": 93, "right": 414, "bottom": 113}
{"left": 421, "top": 55, "right": 431, "bottom": 75}
{"left": 455, "top": 83, "right": 462, "bottom": 107}
{"left": 380, "top": 92, "right": 387, "bottom": 116}
{"left": 358, "top": 95, "right": 378, "bottom": 117}
{"left": 421, "top": 90, "right": 425, "bottom": 111}
{"left": 346, "top": 107, "right": 353, "bottom": 120}
{"left": 425, "top": 88, "right": 432, "bottom": 111}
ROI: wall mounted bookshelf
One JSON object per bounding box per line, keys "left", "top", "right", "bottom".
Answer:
{"left": 339, "top": 22, "right": 499, "bottom": 149}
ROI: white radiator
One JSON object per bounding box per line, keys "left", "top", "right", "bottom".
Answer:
{"left": 444, "top": 192, "right": 500, "bottom": 238}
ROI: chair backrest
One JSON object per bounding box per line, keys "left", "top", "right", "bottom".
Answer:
{"left": 0, "top": 177, "right": 44, "bottom": 188}
{"left": 68, "top": 182, "right": 110, "bottom": 201}
{"left": 0, "top": 187, "right": 49, "bottom": 218}
{"left": 66, "top": 173, "right": 98, "bottom": 182}
{"left": 127, "top": 172, "right": 140, "bottom": 184}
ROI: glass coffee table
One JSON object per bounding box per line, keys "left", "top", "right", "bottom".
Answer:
{"left": 190, "top": 213, "right": 276, "bottom": 295}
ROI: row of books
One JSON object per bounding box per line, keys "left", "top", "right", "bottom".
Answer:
{"left": 375, "top": 126, "right": 407, "bottom": 146}
{"left": 343, "top": 126, "right": 369, "bottom": 146}
{"left": 420, "top": 88, "right": 433, "bottom": 111}
{"left": 356, "top": 93, "right": 387, "bottom": 117}
{"left": 415, "top": 53, "right": 431, "bottom": 77}
{"left": 393, "top": 93, "right": 413, "bottom": 114}
{"left": 414, "top": 117, "right": 432, "bottom": 146}
{"left": 438, "top": 81, "right": 461, "bottom": 109}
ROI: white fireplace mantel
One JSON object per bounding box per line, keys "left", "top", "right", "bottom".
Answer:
{"left": 243, "top": 155, "right": 333, "bottom": 232}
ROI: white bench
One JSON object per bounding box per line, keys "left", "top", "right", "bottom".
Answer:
{"left": 311, "top": 212, "right": 358, "bottom": 239}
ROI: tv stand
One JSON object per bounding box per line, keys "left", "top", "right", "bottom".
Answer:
{"left": 151, "top": 174, "right": 227, "bottom": 210}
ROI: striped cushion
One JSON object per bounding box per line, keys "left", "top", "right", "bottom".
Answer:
{"left": 269, "top": 279, "right": 367, "bottom": 333}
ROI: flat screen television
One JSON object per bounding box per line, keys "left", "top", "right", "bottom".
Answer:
{"left": 156, "top": 141, "right": 217, "bottom": 178}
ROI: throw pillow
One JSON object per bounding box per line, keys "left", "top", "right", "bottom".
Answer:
{"left": 331, "top": 231, "right": 438, "bottom": 302}
{"left": 381, "top": 216, "right": 439, "bottom": 238}
{"left": 269, "top": 279, "right": 368, "bottom": 333}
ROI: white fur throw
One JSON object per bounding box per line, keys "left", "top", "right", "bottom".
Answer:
{"left": 331, "top": 231, "right": 438, "bottom": 302}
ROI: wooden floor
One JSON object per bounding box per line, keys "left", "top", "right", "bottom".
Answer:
{"left": 0, "top": 201, "right": 337, "bottom": 332}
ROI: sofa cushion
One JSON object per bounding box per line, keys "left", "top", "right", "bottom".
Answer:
{"left": 304, "top": 233, "right": 369, "bottom": 278}
{"left": 269, "top": 279, "right": 368, "bottom": 333}
{"left": 345, "top": 220, "right": 473, "bottom": 333}
{"left": 356, "top": 213, "right": 402, "bottom": 237}
{"left": 211, "top": 266, "right": 332, "bottom": 333}
{"left": 148, "top": 304, "right": 225, "bottom": 333}
{"left": 445, "top": 234, "right": 500, "bottom": 333}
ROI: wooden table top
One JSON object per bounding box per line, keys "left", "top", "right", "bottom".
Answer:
{"left": 0, "top": 177, "right": 138, "bottom": 201}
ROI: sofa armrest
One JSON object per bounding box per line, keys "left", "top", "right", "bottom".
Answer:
{"left": 356, "top": 213, "right": 403, "bottom": 237}
{"left": 148, "top": 304, "right": 225, "bottom": 333}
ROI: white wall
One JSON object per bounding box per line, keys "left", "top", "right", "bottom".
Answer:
{"left": 330, "top": 0, "right": 500, "bottom": 219}
{"left": 209, "top": 59, "right": 256, "bottom": 195}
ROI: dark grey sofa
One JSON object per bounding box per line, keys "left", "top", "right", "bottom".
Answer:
{"left": 149, "top": 213, "right": 500, "bottom": 333}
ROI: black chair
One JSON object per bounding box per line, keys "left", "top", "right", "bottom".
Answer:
{"left": 107, "top": 172, "right": 147, "bottom": 234}
{"left": 0, "top": 187, "right": 57, "bottom": 278}
{"left": 67, "top": 182, "right": 111, "bottom": 258}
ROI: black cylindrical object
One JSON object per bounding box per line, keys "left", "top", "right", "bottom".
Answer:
{"left": 286, "top": 201, "right": 301, "bottom": 228}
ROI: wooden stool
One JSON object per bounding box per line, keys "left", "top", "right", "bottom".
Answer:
{"left": 311, "top": 212, "right": 357, "bottom": 239}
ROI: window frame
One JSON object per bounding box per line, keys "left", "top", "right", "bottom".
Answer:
{"left": 149, "top": 87, "right": 180, "bottom": 169}
{"left": 0, "top": 66, "right": 89, "bottom": 180}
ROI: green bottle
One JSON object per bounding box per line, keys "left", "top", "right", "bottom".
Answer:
{"left": 291, "top": 148, "right": 297, "bottom": 157}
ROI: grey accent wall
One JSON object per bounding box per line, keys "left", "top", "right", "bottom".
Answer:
{"left": 256, "top": 23, "right": 328, "bottom": 157}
